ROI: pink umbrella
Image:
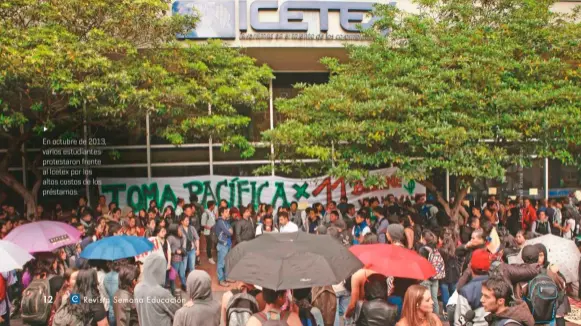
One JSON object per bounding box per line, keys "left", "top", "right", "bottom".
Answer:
{"left": 4, "top": 221, "right": 82, "bottom": 253}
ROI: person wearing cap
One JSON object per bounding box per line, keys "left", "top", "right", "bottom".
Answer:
{"left": 454, "top": 248, "right": 491, "bottom": 326}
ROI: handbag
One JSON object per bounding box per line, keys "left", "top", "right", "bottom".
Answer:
{"left": 169, "top": 267, "right": 177, "bottom": 281}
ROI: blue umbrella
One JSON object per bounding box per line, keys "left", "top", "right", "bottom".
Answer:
{"left": 80, "top": 235, "right": 154, "bottom": 261}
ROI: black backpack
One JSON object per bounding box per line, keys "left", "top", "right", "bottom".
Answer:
{"left": 524, "top": 271, "right": 559, "bottom": 324}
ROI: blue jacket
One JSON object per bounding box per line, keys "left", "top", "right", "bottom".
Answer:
{"left": 215, "top": 217, "right": 232, "bottom": 247}
{"left": 454, "top": 275, "right": 489, "bottom": 326}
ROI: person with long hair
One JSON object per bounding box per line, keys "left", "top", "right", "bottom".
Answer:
{"left": 48, "top": 269, "right": 78, "bottom": 326}
{"left": 124, "top": 217, "right": 144, "bottom": 237}
{"left": 419, "top": 230, "right": 441, "bottom": 315}
{"left": 437, "top": 227, "right": 460, "bottom": 320}
{"left": 144, "top": 218, "right": 156, "bottom": 238}
{"left": 114, "top": 265, "right": 140, "bottom": 326}
{"left": 162, "top": 206, "right": 176, "bottom": 224}
{"left": 65, "top": 269, "right": 108, "bottom": 325}
{"left": 395, "top": 284, "right": 442, "bottom": 326}
{"left": 137, "top": 209, "right": 148, "bottom": 228}
{"left": 167, "top": 223, "right": 187, "bottom": 293}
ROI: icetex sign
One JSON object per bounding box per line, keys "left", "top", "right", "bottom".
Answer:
{"left": 172, "top": 0, "right": 392, "bottom": 39}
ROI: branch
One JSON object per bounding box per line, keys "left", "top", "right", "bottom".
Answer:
{"left": 421, "top": 179, "right": 451, "bottom": 215}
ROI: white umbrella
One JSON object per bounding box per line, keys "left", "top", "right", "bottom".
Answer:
{"left": 0, "top": 240, "right": 35, "bottom": 272}
{"left": 509, "top": 234, "right": 580, "bottom": 283}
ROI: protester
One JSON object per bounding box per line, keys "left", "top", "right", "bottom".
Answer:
{"left": 114, "top": 264, "right": 140, "bottom": 326}
{"left": 454, "top": 248, "right": 490, "bottom": 326}
{"left": 234, "top": 206, "right": 255, "bottom": 243}
{"left": 481, "top": 278, "right": 535, "bottom": 326}
{"left": 246, "top": 288, "right": 302, "bottom": 326}
{"left": 53, "top": 269, "right": 108, "bottom": 326}
{"left": 279, "top": 212, "right": 299, "bottom": 233}
{"left": 292, "top": 288, "right": 324, "bottom": 326}
{"left": 179, "top": 215, "right": 199, "bottom": 278}
{"left": 352, "top": 273, "right": 398, "bottom": 326}
{"left": 201, "top": 201, "right": 217, "bottom": 265}
{"left": 135, "top": 254, "right": 181, "bottom": 326}
{"left": 173, "top": 270, "right": 220, "bottom": 326}
{"left": 438, "top": 227, "right": 459, "bottom": 320}
{"left": 352, "top": 210, "right": 371, "bottom": 245}
{"left": 255, "top": 214, "right": 279, "bottom": 236}
{"left": 167, "top": 224, "right": 187, "bottom": 293}
{"left": 215, "top": 207, "right": 233, "bottom": 287}
{"left": 395, "top": 284, "right": 442, "bottom": 326}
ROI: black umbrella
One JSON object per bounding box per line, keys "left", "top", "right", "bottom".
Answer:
{"left": 225, "top": 232, "right": 363, "bottom": 290}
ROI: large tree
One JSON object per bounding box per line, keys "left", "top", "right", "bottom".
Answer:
{"left": 0, "top": 0, "right": 273, "bottom": 214}
{"left": 264, "top": 0, "right": 581, "bottom": 223}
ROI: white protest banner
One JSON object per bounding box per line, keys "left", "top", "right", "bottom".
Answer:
{"left": 99, "top": 168, "right": 425, "bottom": 211}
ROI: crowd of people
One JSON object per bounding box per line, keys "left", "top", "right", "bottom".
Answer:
{"left": 1, "top": 192, "right": 581, "bottom": 326}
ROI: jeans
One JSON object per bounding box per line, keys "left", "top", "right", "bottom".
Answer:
{"left": 184, "top": 249, "right": 196, "bottom": 276}
{"left": 421, "top": 279, "right": 439, "bottom": 314}
{"left": 172, "top": 261, "right": 186, "bottom": 290}
{"left": 334, "top": 291, "right": 351, "bottom": 326}
{"left": 217, "top": 243, "right": 230, "bottom": 282}
{"left": 439, "top": 282, "right": 456, "bottom": 311}
{"left": 107, "top": 309, "right": 116, "bottom": 326}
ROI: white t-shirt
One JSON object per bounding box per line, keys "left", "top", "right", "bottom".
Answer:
{"left": 564, "top": 218, "right": 576, "bottom": 239}
{"left": 280, "top": 221, "right": 299, "bottom": 233}
{"left": 255, "top": 224, "right": 279, "bottom": 236}
{"left": 352, "top": 226, "right": 371, "bottom": 239}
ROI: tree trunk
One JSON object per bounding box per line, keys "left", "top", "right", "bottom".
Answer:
{"left": 0, "top": 131, "right": 35, "bottom": 216}
{"left": 0, "top": 171, "right": 37, "bottom": 217}
{"left": 421, "top": 178, "right": 471, "bottom": 227}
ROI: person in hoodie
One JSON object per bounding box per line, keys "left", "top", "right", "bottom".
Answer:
{"left": 454, "top": 248, "right": 491, "bottom": 326}
{"left": 173, "top": 270, "right": 220, "bottom": 326}
{"left": 135, "top": 254, "right": 182, "bottom": 326}
{"left": 481, "top": 278, "right": 534, "bottom": 326}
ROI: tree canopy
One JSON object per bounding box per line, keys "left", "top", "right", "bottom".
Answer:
{"left": 264, "top": 0, "right": 581, "bottom": 221}
{"left": 0, "top": 0, "right": 273, "bottom": 212}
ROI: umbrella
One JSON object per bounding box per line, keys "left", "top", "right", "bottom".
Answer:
{"left": 509, "top": 234, "right": 580, "bottom": 282}
{"left": 81, "top": 235, "right": 154, "bottom": 261}
{"left": 0, "top": 240, "right": 35, "bottom": 272}
{"left": 349, "top": 244, "right": 436, "bottom": 280}
{"left": 4, "top": 221, "right": 81, "bottom": 253}
{"left": 225, "top": 232, "right": 363, "bottom": 290}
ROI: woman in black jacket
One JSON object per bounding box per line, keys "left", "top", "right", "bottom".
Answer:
{"left": 354, "top": 273, "right": 398, "bottom": 326}
{"left": 438, "top": 227, "right": 460, "bottom": 320}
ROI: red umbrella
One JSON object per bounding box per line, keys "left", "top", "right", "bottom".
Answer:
{"left": 349, "top": 244, "right": 436, "bottom": 280}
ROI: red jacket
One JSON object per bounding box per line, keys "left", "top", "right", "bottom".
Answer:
{"left": 521, "top": 205, "right": 537, "bottom": 231}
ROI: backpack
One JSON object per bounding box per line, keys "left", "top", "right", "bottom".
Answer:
{"left": 21, "top": 275, "right": 56, "bottom": 324}
{"left": 52, "top": 301, "right": 94, "bottom": 326}
{"left": 298, "top": 307, "right": 317, "bottom": 326}
{"left": 311, "top": 286, "right": 336, "bottom": 326}
{"left": 524, "top": 271, "right": 559, "bottom": 324}
{"left": 254, "top": 310, "right": 290, "bottom": 326}
{"left": 226, "top": 289, "right": 260, "bottom": 326}
{"left": 425, "top": 247, "right": 446, "bottom": 280}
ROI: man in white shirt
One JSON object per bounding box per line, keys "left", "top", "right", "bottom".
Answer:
{"left": 201, "top": 200, "right": 217, "bottom": 264}
{"left": 278, "top": 212, "right": 299, "bottom": 233}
